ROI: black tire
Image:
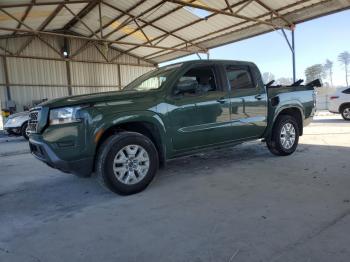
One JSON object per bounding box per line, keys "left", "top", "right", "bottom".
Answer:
{"left": 266, "top": 115, "right": 299, "bottom": 156}
{"left": 21, "top": 122, "right": 29, "bottom": 140}
{"left": 95, "top": 132, "right": 159, "bottom": 195}
{"left": 341, "top": 106, "right": 350, "bottom": 121}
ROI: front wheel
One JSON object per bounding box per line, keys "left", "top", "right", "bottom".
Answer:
{"left": 21, "top": 122, "right": 29, "bottom": 140}
{"left": 341, "top": 106, "right": 350, "bottom": 121}
{"left": 95, "top": 132, "right": 159, "bottom": 195}
{"left": 266, "top": 115, "right": 299, "bottom": 156}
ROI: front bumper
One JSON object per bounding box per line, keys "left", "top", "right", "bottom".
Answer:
{"left": 29, "top": 137, "right": 94, "bottom": 177}
{"left": 4, "top": 127, "right": 21, "bottom": 135}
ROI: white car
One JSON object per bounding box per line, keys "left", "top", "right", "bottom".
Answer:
{"left": 328, "top": 87, "right": 350, "bottom": 120}
{"left": 4, "top": 111, "right": 30, "bottom": 139}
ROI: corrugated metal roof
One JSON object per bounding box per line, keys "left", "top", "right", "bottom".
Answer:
{"left": 0, "top": 0, "right": 349, "bottom": 64}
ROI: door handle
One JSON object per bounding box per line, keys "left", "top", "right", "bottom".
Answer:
{"left": 254, "top": 94, "right": 263, "bottom": 100}
{"left": 217, "top": 97, "right": 226, "bottom": 103}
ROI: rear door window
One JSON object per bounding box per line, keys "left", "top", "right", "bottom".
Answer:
{"left": 226, "top": 66, "right": 254, "bottom": 90}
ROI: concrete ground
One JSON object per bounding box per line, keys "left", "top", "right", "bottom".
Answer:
{"left": 0, "top": 114, "right": 349, "bottom": 262}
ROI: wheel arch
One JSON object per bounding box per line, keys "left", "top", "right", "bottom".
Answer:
{"left": 266, "top": 106, "right": 304, "bottom": 139}
{"left": 21, "top": 120, "right": 28, "bottom": 128}
{"left": 275, "top": 107, "right": 303, "bottom": 135}
{"left": 339, "top": 102, "right": 350, "bottom": 112}
{"left": 93, "top": 115, "right": 167, "bottom": 170}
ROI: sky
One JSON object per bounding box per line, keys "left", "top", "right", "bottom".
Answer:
{"left": 161, "top": 9, "right": 350, "bottom": 86}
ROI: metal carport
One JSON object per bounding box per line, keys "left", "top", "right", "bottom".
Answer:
{"left": 0, "top": 0, "right": 349, "bottom": 123}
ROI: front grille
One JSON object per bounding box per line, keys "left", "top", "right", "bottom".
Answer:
{"left": 28, "top": 108, "right": 41, "bottom": 133}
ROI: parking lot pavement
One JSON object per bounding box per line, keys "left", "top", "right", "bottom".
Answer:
{"left": 0, "top": 134, "right": 30, "bottom": 157}
{"left": 0, "top": 114, "right": 350, "bottom": 262}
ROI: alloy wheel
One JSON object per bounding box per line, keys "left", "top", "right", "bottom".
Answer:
{"left": 113, "top": 144, "right": 150, "bottom": 185}
{"left": 280, "top": 123, "right": 296, "bottom": 150}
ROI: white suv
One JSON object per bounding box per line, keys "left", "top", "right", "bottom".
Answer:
{"left": 328, "top": 87, "right": 350, "bottom": 120}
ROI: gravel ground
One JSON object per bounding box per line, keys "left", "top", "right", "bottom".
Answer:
{"left": 0, "top": 114, "right": 349, "bottom": 262}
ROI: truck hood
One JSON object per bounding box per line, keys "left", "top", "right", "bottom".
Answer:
{"left": 40, "top": 90, "right": 155, "bottom": 108}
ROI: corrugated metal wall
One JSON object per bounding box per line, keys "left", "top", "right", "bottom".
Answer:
{"left": 0, "top": 57, "right": 6, "bottom": 129}
{"left": 120, "top": 66, "right": 153, "bottom": 86}
{"left": 0, "top": 57, "right": 5, "bottom": 109}
{"left": 0, "top": 35, "right": 155, "bottom": 114}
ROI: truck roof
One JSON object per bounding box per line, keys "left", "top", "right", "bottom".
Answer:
{"left": 161, "top": 59, "right": 257, "bottom": 69}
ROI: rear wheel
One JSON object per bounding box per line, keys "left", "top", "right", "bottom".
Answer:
{"left": 266, "top": 115, "right": 299, "bottom": 156}
{"left": 96, "top": 132, "right": 159, "bottom": 195}
{"left": 341, "top": 106, "right": 350, "bottom": 121}
{"left": 21, "top": 122, "right": 29, "bottom": 140}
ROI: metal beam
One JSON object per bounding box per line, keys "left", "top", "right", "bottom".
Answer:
{"left": 93, "top": 43, "right": 109, "bottom": 62}
{"left": 144, "top": 0, "right": 312, "bottom": 60}
{"left": 62, "top": 0, "right": 99, "bottom": 31}
{"left": 70, "top": 40, "right": 93, "bottom": 58}
{"left": 15, "top": 36, "right": 35, "bottom": 55}
{"left": 91, "top": 0, "right": 147, "bottom": 37}
{"left": 102, "top": 1, "right": 206, "bottom": 52}
{"left": 0, "top": 54, "right": 155, "bottom": 67}
{"left": 281, "top": 28, "right": 293, "bottom": 53}
{"left": 0, "top": 45, "right": 13, "bottom": 56}
{"left": 280, "top": 28, "right": 296, "bottom": 82}
{"left": 2, "top": 56, "right": 11, "bottom": 101}
{"left": 292, "top": 29, "right": 296, "bottom": 82}
{"left": 0, "top": 8, "right": 34, "bottom": 30}
{"left": 66, "top": 60, "right": 72, "bottom": 95}
{"left": 38, "top": 3, "right": 64, "bottom": 31}
{"left": 112, "top": 0, "right": 198, "bottom": 44}
{"left": 166, "top": 0, "right": 283, "bottom": 28}
{"left": 36, "top": 35, "right": 64, "bottom": 58}
{"left": 254, "top": 0, "right": 294, "bottom": 28}
{"left": 13, "top": 0, "right": 34, "bottom": 35}
{"left": 235, "top": 0, "right": 254, "bottom": 14}
{"left": 0, "top": 27, "right": 202, "bottom": 54}
{"left": 63, "top": 4, "right": 101, "bottom": 39}
{"left": 117, "top": 64, "right": 121, "bottom": 90}
{"left": 98, "top": 1, "right": 103, "bottom": 39}
{"left": 224, "top": 0, "right": 234, "bottom": 14}
{"left": 0, "top": 1, "right": 90, "bottom": 8}
{"left": 103, "top": 0, "right": 167, "bottom": 40}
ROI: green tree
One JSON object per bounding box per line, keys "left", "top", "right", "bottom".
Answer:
{"left": 338, "top": 51, "right": 350, "bottom": 87}
{"left": 323, "top": 59, "right": 333, "bottom": 87}
{"left": 305, "top": 64, "right": 324, "bottom": 83}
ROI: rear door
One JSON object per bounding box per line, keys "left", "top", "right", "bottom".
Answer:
{"left": 225, "top": 64, "right": 268, "bottom": 140}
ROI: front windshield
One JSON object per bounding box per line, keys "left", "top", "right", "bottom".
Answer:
{"left": 123, "top": 67, "right": 177, "bottom": 92}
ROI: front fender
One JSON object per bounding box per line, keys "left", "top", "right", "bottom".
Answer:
{"left": 91, "top": 110, "right": 169, "bottom": 156}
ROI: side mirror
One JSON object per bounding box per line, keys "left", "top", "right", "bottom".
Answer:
{"left": 174, "top": 79, "right": 198, "bottom": 95}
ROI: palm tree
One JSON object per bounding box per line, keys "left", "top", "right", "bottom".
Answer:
{"left": 338, "top": 51, "right": 350, "bottom": 87}
{"left": 324, "top": 59, "right": 333, "bottom": 87}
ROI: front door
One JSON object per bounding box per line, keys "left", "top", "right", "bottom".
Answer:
{"left": 168, "top": 65, "right": 232, "bottom": 151}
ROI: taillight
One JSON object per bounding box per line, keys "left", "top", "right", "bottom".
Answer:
{"left": 330, "top": 96, "right": 339, "bottom": 100}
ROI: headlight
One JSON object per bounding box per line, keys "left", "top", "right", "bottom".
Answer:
{"left": 5, "top": 117, "right": 17, "bottom": 125}
{"left": 49, "top": 106, "right": 82, "bottom": 125}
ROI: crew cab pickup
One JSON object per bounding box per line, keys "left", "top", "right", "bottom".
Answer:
{"left": 29, "top": 60, "right": 316, "bottom": 195}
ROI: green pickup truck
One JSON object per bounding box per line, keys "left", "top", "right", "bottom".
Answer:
{"left": 29, "top": 60, "right": 316, "bottom": 195}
